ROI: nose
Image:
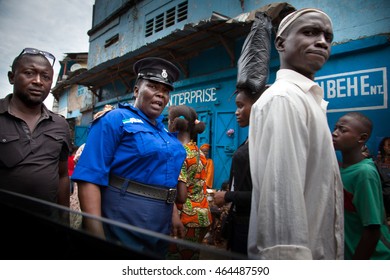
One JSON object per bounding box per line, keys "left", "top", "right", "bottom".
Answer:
{"left": 155, "top": 89, "right": 167, "bottom": 99}
{"left": 155, "top": 86, "right": 169, "bottom": 98}
{"left": 33, "top": 74, "right": 43, "bottom": 85}
{"left": 316, "top": 33, "right": 329, "bottom": 48}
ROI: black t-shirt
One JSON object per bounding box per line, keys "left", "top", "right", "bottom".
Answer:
{"left": 0, "top": 94, "right": 70, "bottom": 203}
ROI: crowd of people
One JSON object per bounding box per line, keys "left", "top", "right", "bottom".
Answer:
{"left": 1, "top": 7, "right": 389, "bottom": 260}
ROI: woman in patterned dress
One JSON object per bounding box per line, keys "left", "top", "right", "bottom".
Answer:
{"left": 168, "top": 105, "right": 212, "bottom": 259}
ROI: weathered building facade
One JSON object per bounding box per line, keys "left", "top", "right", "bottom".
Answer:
{"left": 58, "top": 0, "right": 390, "bottom": 190}
{"left": 52, "top": 52, "right": 90, "bottom": 147}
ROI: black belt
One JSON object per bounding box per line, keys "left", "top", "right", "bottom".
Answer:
{"left": 109, "top": 174, "right": 176, "bottom": 204}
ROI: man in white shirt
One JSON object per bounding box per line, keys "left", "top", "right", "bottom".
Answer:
{"left": 248, "top": 8, "right": 344, "bottom": 259}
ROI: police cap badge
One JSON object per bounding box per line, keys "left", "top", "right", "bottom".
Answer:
{"left": 133, "top": 57, "right": 180, "bottom": 90}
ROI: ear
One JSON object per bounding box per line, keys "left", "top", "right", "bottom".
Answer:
{"left": 133, "top": 85, "right": 139, "bottom": 98}
{"left": 358, "top": 133, "right": 369, "bottom": 144}
{"left": 8, "top": 71, "right": 14, "bottom": 85}
{"left": 275, "top": 36, "right": 285, "bottom": 52}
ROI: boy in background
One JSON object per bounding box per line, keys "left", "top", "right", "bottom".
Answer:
{"left": 333, "top": 112, "right": 390, "bottom": 259}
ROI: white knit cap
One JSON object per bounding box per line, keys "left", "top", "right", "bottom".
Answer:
{"left": 276, "top": 8, "right": 333, "bottom": 38}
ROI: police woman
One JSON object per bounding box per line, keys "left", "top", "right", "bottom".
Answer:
{"left": 72, "top": 57, "right": 186, "bottom": 257}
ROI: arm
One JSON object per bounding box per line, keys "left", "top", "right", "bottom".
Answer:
{"left": 205, "top": 159, "right": 214, "bottom": 188}
{"left": 224, "top": 190, "right": 251, "bottom": 207}
{"left": 177, "top": 156, "right": 188, "bottom": 204}
{"left": 73, "top": 143, "right": 85, "bottom": 165}
{"left": 213, "top": 190, "right": 251, "bottom": 208}
{"left": 248, "top": 95, "right": 312, "bottom": 259}
{"left": 352, "top": 225, "right": 380, "bottom": 259}
{"left": 78, "top": 181, "right": 105, "bottom": 238}
{"left": 57, "top": 160, "right": 70, "bottom": 208}
{"left": 71, "top": 112, "right": 123, "bottom": 239}
{"left": 176, "top": 181, "right": 187, "bottom": 204}
{"left": 350, "top": 167, "right": 384, "bottom": 259}
{"left": 171, "top": 203, "right": 185, "bottom": 238}
{"left": 213, "top": 191, "right": 226, "bottom": 207}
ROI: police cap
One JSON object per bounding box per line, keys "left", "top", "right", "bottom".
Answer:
{"left": 133, "top": 57, "right": 180, "bottom": 90}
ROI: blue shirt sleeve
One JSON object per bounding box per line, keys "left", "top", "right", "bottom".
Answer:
{"left": 72, "top": 109, "right": 123, "bottom": 186}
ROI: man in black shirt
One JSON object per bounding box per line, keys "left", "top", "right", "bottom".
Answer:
{"left": 0, "top": 48, "right": 70, "bottom": 207}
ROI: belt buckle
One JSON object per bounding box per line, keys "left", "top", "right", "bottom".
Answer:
{"left": 166, "top": 188, "right": 176, "bottom": 204}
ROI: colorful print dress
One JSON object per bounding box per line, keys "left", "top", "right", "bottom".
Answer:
{"left": 178, "top": 141, "right": 212, "bottom": 229}
{"left": 170, "top": 141, "right": 212, "bottom": 259}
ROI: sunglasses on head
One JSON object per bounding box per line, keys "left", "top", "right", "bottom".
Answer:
{"left": 18, "top": 48, "right": 56, "bottom": 67}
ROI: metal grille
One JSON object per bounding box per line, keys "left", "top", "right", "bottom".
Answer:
{"left": 145, "top": 1, "right": 188, "bottom": 37}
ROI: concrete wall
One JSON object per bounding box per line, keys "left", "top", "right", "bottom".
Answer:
{"left": 88, "top": 0, "right": 390, "bottom": 68}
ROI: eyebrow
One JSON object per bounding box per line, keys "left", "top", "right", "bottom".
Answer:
{"left": 300, "top": 22, "right": 332, "bottom": 32}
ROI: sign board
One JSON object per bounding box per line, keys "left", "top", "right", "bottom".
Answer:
{"left": 316, "top": 67, "right": 387, "bottom": 112}
{"left": 168, "top": 86, "right": 218, "bottom": 106}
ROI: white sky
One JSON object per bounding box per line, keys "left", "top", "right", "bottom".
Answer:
{"left": 0, "top": 0, "right": 95, "bottom": 108}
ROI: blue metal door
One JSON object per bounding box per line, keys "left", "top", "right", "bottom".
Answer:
{"left": 213, "top": 111, "right": 238, "bottom": 190}
{"left": 74, "top": 125, "right": 89, "bottom": 147}
{"left": 197, "top": 111, "right": 211, "bottom": 149}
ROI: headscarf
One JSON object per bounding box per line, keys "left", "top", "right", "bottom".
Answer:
{"left": 200, "top": 143, "right": 210, "bottom": 151}
{"left": 276, "top": 8, "right": 333, "bottom": 38}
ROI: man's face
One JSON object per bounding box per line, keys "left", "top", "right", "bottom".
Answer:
{"left": 134, "top": 79, "right": 170, "bottom": 121}
{"left": 8, "top": 55, "right": 53, "bottom": 106}
{"left": 332, "top": 115, "right": 363, "bottom": 152}
{"left": 276, "top": 12, "right": 333, "bottom": 79}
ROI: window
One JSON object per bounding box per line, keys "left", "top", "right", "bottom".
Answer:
{"left": 105, "top": 34, "right": 119, "bottom": 48}
{"left": 177, "top": 1, "right": 188, "bottom": 22}
{"left": 77, "top": 85, "right": 87, "bottom": 97}
{"left": 145, "top": 1, "right": 188, "bottom": 37}
{"left": 155, "top": 13, "right": 164, "bottom": 32}
{"left": 166, "top": 7, "right": 175, "bottom": 28}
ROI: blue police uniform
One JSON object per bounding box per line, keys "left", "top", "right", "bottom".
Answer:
{"left": 72, "top": 103, "right": 186, "bottom": 235}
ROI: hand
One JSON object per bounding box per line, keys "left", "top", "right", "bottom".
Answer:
{"left": 213, "top": 191, "right": 226, "bottom": 208}
{"left": 78, "top": 181, "right": 105, "bottom": 239}
{"left": 171, "top": 206, "right": 185, "bottom": 238}
{"left": 82, "top": 217, "right": 106, "bottom": 239}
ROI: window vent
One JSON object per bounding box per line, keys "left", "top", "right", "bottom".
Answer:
{"left": 145, "top": 1, "right": 188, "bottom": 37}
{"left": 166, "top": 7, "right": 175, "bottom": 28}
{"left": 105, "top": 34, "right": 119, "bottom": 48}
{"left": 145, "top": 19, "right": 154, "bottom": 37}
{"left": 177, "top": 1, "right": 188, "bottom": 22}
{"left": 155, "top": 13, "right": 164, "bottom": 32}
